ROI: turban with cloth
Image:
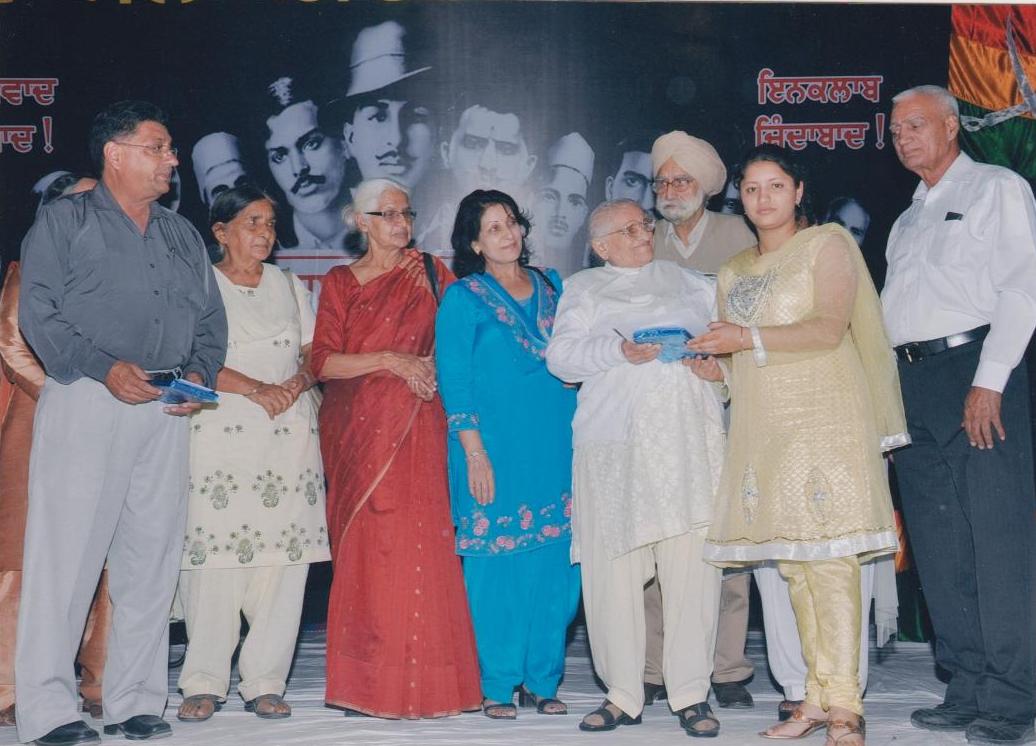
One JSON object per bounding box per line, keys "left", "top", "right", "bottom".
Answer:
{"left": 651, "top": 131, "right": 727, "bottom": 197}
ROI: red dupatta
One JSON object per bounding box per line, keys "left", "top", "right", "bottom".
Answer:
{"left": 312, "top": 250, "right": 453, "bottom": 556}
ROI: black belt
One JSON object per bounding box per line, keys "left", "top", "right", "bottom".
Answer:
{"left": 894, "top": 325, "right": 989, "bottom": 364}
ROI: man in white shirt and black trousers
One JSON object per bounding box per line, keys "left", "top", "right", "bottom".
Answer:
{"left": 882, "top": 84, "right": 1036, "bottom": 746}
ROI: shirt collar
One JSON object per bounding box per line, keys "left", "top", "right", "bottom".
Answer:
{"left": 88, "top": 180, "right": 169, "bottom": 222}
{"left": 662, "top": 210, "right": 710, "bottom": 259}
{"left": 911, "top": 151, "right": 973, "bottom": 202}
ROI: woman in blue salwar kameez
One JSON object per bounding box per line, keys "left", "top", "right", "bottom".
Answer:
{"left": 435, "top": 190, "right": 580, "bottom": 720}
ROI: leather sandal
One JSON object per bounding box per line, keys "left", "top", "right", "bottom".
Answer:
{"left": 679, "top": 701, "right": 720, "bottom": 738}
{"left": 177, "top": 693, "right": 222, "bottom": 722}
{"left": 761, "top": 706, "right": 828, "bottom": 739}
{"left": 778, "top": 699, "right": 804, "bottom": 721}
{"left": 578, "top": 700, "right": 641, "bottom": 732}
{"left": 243, "top": 693, "right": 291, "bottom": 720}
{"left": 517, "top": 687, "right": 567, "bottom": 715}
{"left": 482, "top": 699, "right": 517, "bottom": 720}
{"left": 826, "top": 716, "right": 865, "bottom": 745}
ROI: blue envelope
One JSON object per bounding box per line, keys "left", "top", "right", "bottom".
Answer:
{"left": 632, "top": 326, "right": 702, "bottom": 362}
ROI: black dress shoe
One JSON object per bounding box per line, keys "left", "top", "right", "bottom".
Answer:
{"left": 103, "top": 715, "right": 171, "bottom": 740}
{"left": 33, "top": 721, "right": 100, "bottom": 746}
{"left": 966, "top": 717, "right": 1036, "bottom": 745}
{"left": 712, "top": 681, "right": 754, "bottom": 709}
{"left": 643, "top": 682, "right": 668, "bottom": 704}
{"left": 911, "top": 703, "right": 980, "bottom": 731}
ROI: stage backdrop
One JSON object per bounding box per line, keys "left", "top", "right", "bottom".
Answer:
{"left": 1, "top": 0, "right": 953, "bottom": 289}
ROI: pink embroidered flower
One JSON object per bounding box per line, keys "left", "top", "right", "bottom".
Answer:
{"left": 496, "top": 307, "right": 509, "bottom": 322}
{"left": 541, "top": 525, "right": 561, "bottom": 538}
{"left": 563, "top": 501, "right": 572, "bottom": 518}
{"left": 473, "top": 517, "right": 490, "bottom": 536}
{"left": 459, "top": 538, "right": 471, "bottom": 550}
{"left": 495, "top": 536, "right": 516, "bottom": 550}
{"left": 520, "top": 509, "right": 533, "bottom": 530}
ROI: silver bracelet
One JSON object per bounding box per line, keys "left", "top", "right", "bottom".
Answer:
{"left": 465, "top": 449, "right": 487, "bottom": 461}
{"left": 750, "top": 326, "right": 768, "bottom": 367}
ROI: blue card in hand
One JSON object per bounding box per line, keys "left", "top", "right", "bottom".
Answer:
{"left": 153, "top": 378, "right": 220, "bottom": 405}
{"left": 632, "top": 326, "right": 701, "bottom": 362}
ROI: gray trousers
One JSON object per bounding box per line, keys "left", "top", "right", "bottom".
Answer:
{"left": 15, "top": 378, "right": 189, "bottom": 742}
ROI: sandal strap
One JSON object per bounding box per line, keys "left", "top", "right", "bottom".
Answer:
{"left": 584, "top": 700, "right": 623, "bottom": 727}
{"left": 680, "top": 701, "right": 719, "bottom": 731}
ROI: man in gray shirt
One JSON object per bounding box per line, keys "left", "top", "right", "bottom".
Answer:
{"left": 15, "top": 100, "right": 227, "bottom": 746}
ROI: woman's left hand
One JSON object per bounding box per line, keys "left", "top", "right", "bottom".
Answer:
{"left": 683, "top": 355, "right": 725, "bottom": 382}
{"left": 686, "top": 321, "right": 748, "bottom": 357}
{"left": 279, "top": 372, "right": 314, "bottom": 405}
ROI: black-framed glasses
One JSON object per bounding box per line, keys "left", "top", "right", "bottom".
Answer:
{"left": 114, "top": 141, "right": 178, "bottom": 159}
{"left": 364, "top": 209, "right": 417, "bottom": 223}
{"left": 651, "top": 175, "right": 694, "bottom": 194}
{"left": 599, "top": 218, "right": 656, "bottom": 240}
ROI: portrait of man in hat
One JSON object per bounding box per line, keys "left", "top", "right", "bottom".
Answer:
{"left": 326, "top": 21, "right": 436, "bottom": 194}
{"left": 191, "top": 132, "right": 250, "bottom": 209}
{"left": 531, "top": 132, "right": 594, "bottom": 278}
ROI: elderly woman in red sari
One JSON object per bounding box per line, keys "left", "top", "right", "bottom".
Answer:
{"left": 313, "top": 177, "right": 481, "bottom": 719}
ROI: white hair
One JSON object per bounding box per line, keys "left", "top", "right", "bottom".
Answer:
{"left": 892, "top": 85, "right": 959, "bottom": 118}
{"left": 588, "top": 198, "right": 643, "bottom": 240}
{"left": 342, "top": 177, "right": 410, "bottom": 230}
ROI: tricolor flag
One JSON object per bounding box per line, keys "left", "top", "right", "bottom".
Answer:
{"left": 948, "top": 5, "right": 1036, "bottom": 181}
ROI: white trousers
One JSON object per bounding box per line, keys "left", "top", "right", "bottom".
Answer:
{"left": 754, "top": 558, "right": 875, "bottom": 701}
{"left": 580, "top": 514, "right": 721, "bottom": 718}
{"left": 16, "top": 378, "right": 189, "bottom": 742}
{"left": 177, "top": 564, "right": 309, "bottom": 702}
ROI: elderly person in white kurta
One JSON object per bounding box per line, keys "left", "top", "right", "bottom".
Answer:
{"left": 176, "top": 185, "right": 330, "bottom": 723}
{"left": 545, "top": 199, "right": 725, "bottom": 738}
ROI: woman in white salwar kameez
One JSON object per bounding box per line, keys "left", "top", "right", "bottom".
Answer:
{"left": 176, "top": 186, "right": 329, "bottom": 723}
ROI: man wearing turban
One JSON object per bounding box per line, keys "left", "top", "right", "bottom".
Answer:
{"left": 650, "top": 131, "right": 755, "bottom": 274}
{"left": 644, "top": 131, "right": 758, "bottom": 712}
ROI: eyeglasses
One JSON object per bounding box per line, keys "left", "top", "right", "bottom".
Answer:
{"left": 599, "top": 217, "right": 656, "bottom": 240}
{"left": 651, "top": 176, "right": 694, "bottom": 194}
{"left": 365, "top": 209, "right": 416, "bottom": 223}
{"left": 115, "top": 141, "right": 178, "bottom": 159}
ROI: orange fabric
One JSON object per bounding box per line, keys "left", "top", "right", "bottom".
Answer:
{"left": 951, "top": 5, "right": 1036, "bottom": 57}
{"left": 949, "top": 34, "right": 1036, "bottom": 118}
{"left": 315, "top": 254, "right": 481, "bottom": 718}
{"left": 0, "top": 570, "right": 111, "bottom": 710}
{"left": 0, "top": 262, "right": 46, "bottom": 571}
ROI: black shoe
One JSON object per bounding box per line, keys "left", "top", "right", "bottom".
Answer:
{"left": 966, "top": 717, "right": 1036, "bottom": 745}
{"left": 33, "top": 721, "right": 100, "bottom": 746}
{"left": 644, "top": 682, "right": 668, "bottom": 705}
{"left": 712, "top": 681, "right": 754, "bottom": 709}
{"left": 911, "top": 703, "right": 981, "bottom": 731}
{"left": 102, "top": 715, "right": 171, "bottom": 740}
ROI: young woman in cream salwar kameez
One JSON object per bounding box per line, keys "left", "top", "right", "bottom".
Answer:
{"left": 689, "top": 145, "right": 908, "bottom": 746}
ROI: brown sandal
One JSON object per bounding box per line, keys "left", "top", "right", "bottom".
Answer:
{"left": 177, "top": 694, "right": 222, "bottom": 722}
{"left": 482, "top": 698, "right": 517, "bottom": 720}
{"left": 760, "top": 707, "right": 828, "bottom": 739}
{"left": 826, "top": 716, "right": 865, "bottom": 745}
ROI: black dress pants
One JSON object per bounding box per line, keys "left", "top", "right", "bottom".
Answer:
{"left": 895, "top": 340, "right": 1036, "bottom": 723}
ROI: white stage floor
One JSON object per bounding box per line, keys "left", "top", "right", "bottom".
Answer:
{"left": 1, "top": 627, "right": 955, "bottom": 745}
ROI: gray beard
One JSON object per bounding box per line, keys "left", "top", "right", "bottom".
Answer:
{"left": 658, "top": 192, "right": 704, "bottom": 225}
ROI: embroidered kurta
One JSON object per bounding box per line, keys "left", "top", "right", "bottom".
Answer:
{"left": 704, "top": 224, "right": 906, "bottom": 564}
{"left": 545, "top": 260, "right": 727, "bottom": 560}
{"left": 313, "top": 252, "right": 481, "bottom": 719}
{"left": 435, "top": 268, "right": 576, "bottom": 556}
{"left": 181, "top": 266, "right": 329, "bottom": 569}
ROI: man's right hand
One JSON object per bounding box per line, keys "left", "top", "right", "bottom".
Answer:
{"left": 105, "top": 361, "right": 162, "bottom": 404}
